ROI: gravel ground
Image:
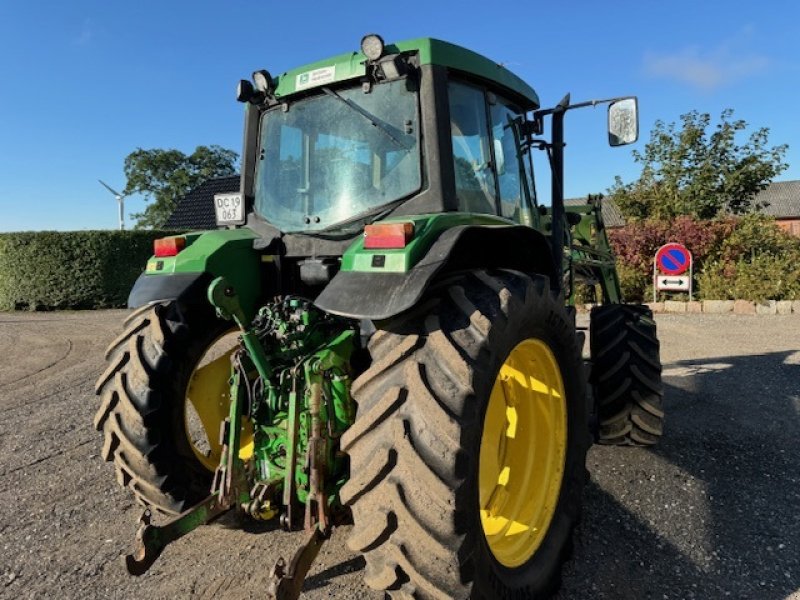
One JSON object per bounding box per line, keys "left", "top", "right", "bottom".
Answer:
{"left": 0, "top": 310, "right": 798, "bottom": 599}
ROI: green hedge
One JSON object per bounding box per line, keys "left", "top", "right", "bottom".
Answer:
{"left": 0, "top": 230, "right": 181, "bottom": 310}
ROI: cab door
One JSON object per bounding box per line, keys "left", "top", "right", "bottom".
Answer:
{"left": 447, "top": 79, "right": 536, "bottom": 225}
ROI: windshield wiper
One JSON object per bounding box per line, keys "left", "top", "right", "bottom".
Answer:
{"left": 322, "top": 87, "right": 411, "bottom": 151}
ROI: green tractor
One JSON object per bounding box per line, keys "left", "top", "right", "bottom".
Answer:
{"left": 95, "top": 35, "right": 663, "bottom": 599}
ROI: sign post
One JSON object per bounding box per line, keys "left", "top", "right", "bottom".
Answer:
{"left": 653, "top": 243, "right": 693, "bottom": 301}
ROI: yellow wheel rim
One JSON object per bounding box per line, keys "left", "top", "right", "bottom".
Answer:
{"left": 184, "top": 332, "right": 254, "bottom": 472}
{"left": 479, "top": 338, "right": 567, "bottom": 568}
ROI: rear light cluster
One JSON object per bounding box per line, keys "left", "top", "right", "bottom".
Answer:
{"left": 154, "top": 236, "right": 186, "bottom": 257}
{"left": 363, "top": 222, "right": 414, "bottom": 249}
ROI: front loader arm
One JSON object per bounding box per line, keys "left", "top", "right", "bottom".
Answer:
{"left": 565, "top": 198, "right": 622, "bottom": 304}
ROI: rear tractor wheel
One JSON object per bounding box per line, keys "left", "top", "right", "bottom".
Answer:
{"left": 94, "top": 301, "right": 253, "bottom": 515}
{"left": 342, "top": 270, "right": 590, "bottom": 599}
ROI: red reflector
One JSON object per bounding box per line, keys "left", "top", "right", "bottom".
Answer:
{"left": 154, "top": 236, "right": 186, "bottom": 257}
{"left": 364, "top": 222, "right": 414, "bottom": 249}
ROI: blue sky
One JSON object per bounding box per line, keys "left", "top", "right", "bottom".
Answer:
{"left": 1, "top": 0, "right": 797, "bottom": 232}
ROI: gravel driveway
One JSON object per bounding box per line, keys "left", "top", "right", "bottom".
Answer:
{"left": 0, "top": 311, "right": 798, "bottom": 599}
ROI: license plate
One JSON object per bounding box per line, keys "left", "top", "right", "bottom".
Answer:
{"left": 214, "top": 192, "right": 244, "bottom": 225}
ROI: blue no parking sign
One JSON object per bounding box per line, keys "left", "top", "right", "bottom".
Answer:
{"left": 654, "top": 243, "right": 693, "bottom": 298}
{"left": 656, "top": 243, "right": 691, "bottom": 275}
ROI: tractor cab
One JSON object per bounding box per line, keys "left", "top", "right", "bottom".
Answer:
{"left": 232, "top": 36, "right": 545, "bottom": 236}
{"left": 232, "top": 36, "right": 636, "bottom": 242}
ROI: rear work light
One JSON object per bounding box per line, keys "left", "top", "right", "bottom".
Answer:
{"left": 363, "top": 222, "right": 415, "bottom": 250}
{"left": 153, "top": 236, "right": 186, "bottom": 257}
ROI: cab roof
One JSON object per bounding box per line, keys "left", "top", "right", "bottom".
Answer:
{"left": 272, "top": 37, "right": 540, "bottom": 110}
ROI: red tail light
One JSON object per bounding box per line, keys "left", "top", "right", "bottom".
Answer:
{"left": 154, "top": 236, "right": 186, "bottom": 257}
{"left": 364, "top": 222, "right": 414, "bottom": 249}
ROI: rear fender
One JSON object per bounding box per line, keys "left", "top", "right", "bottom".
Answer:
{"left": 315, "top": 220, "right": 555, "bottom": 321}
{"left": 128, "top": 228, "right": 261, "bottom": 319}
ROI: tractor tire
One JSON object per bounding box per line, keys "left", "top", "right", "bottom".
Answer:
{"left": 589, "top": 304, "right": 664, "bottom": 446}
{"left": 94, "top": 300, "right": 232, "bottom": 515}
{"left": 342, "top": 270, "right": 589, "bottom": 599}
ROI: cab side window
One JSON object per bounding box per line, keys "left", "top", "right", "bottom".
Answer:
{"left": 489, "top": 99, "right": 528, "bottom": 222}
{"left": 448, "top": 81, "right": 497, "bottom": 214}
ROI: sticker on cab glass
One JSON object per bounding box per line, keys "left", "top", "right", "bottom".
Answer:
{"left": 296, "top": 66, "right": 336, "bottom": 90}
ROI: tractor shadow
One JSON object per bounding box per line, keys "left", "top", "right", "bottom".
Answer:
{"left": 303, "top": 555, "right": 366, "bottom": 592}
{"left": 561, "top": 350, "right": 800, "bottom": 599}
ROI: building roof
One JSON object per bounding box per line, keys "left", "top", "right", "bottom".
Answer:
{"left": 753, "top": 180, "right": 800, "bottom": 218}
{"left": 164, "top": 175, "right": 239, "bottom": 230}
{"left": 564, "top": 197, "right": 626, "bottom": 228}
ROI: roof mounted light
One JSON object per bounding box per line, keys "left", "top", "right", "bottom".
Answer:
{"left": 360, "top": 34, "right": 385, "bottom": 61}
{"left": 237, "top": 79, "right": 254, "bottom": 103}
{"left": 252, "top": 69, "right": 274, "bottom": 95}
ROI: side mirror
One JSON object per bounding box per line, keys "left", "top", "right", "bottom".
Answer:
{"left": 608, "top": 97, "right": 638, "bottom": 146}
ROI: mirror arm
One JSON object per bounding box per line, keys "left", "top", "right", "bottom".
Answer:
{"left": 526, "top": 93, "right": 637, "bottom": 287}
{"left": 549, "top": 102, "right": 567, "bottom": 291}
{"left": 537, "top": 95, "right": 634, "bottom": 115}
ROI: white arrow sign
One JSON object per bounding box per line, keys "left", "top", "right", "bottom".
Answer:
{"left": 656, "top": 276, "right": 690, "bottom": 291}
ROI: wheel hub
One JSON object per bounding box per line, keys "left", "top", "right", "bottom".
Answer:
{"left": 478, "top": 338, "right": 567, "bottom": 568}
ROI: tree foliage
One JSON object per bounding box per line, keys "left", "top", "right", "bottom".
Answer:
{"left": 609, "top": 109, "right": 788, "bottom": 221}
{"left": 125, "top": 145, "right": 238, "bottom": 229}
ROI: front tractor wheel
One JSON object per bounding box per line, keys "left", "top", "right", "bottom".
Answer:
{"left": 94, "top": 301, "right": 252, "bottom": 515}
{"left": 342, "top": 271, "right": 589, "bottom": 599}
{"left": 589, "top": 304, "right": 664, "bottom": 446}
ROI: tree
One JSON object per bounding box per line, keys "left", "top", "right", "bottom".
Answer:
{"left": 124, "top": 145, "right": 239, "bottom": 229}
{"left": 608, "top": 109, "right": 788, "bottom": 221}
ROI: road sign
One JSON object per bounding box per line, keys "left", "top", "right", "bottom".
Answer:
{"left": 655, "top": 243, "right": 691, "bottom": 275}
{"left": 656, "top": 275, "right": 690, "bottom": 291}
{"left": 653, "top": 243, "right": 693, "bottom": 300}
